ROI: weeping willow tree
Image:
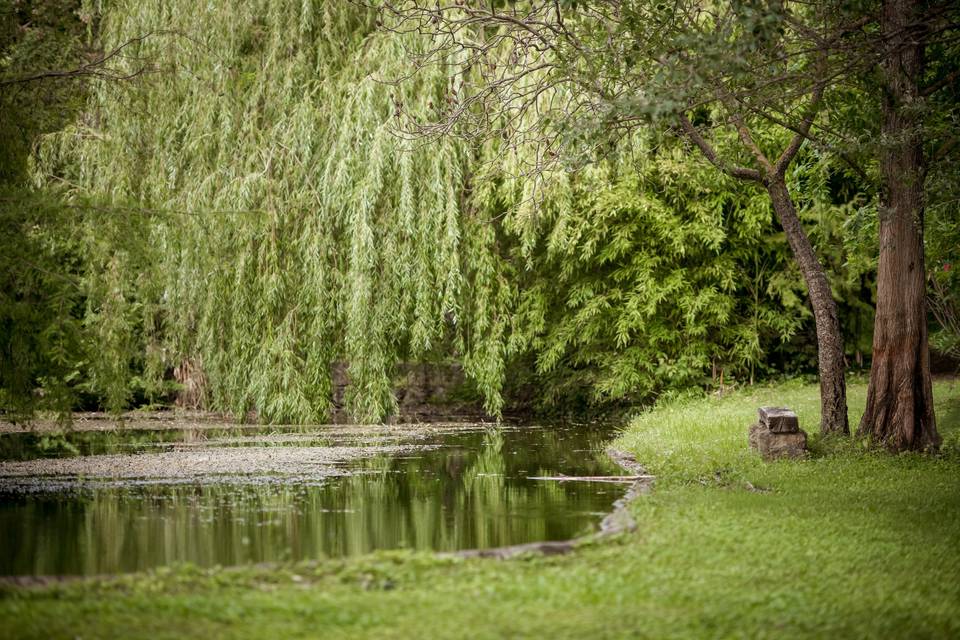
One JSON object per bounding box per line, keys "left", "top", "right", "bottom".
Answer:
{"left": 22, "top": 0, "right": 873, "bottom": 424}
{"left": 34, "top": 0, "right": 513, "bottom": 423}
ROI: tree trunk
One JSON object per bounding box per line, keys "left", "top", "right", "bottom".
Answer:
{"left": 767, "top": 179, "right": 849, "bottom": 435}
{"left": 858, "top": 0, "right": 939, "bottom": 451}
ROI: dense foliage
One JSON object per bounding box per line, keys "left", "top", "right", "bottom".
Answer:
{"left": 1, "top": 0, "right": 95, "bottom": 421}
{"left": 499, "top": 133, "right": 872, "bottom": 409}
{"left": 1, "top": 0, "right": 954, "bottom": 423}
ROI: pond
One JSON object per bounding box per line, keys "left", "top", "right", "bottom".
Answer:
{"left": 0, "top": 419, "right": 626, "bottom": 575}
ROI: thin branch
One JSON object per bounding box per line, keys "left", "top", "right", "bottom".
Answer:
{"left": 0, "top": 33, "right": 157, "bottom": 87}
{"left": 728, "top": 110, "right": 775, "bottom": 177}
{"left": 740, "top": 102, "right": 871, "bottom": 181}
{"left": 921, "top": 66, "right": 960, "bottom": 97}
{"left": 678, "top": 113, "right": 762, "bottom": 182}
{"left": 929, "top": 135, "right": 959, "bottom": 167}
{"left": 773, "top": 76, "right": 826, "bottom": 177}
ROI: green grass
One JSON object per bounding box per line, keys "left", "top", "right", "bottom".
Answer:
{"left": 618, "top": 376, "right": 960, "bottom": 484}
{"left": 2, "top": 378, "right": 959, "bottom": 639}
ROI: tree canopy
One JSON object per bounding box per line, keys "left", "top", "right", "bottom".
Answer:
{"left": 1, "top": 0, "right": 957, "bottom": 437}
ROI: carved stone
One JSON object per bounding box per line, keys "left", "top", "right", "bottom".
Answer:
{"left": 748, "top": 422, "right": 807, "bottom": 461}
{"left": 758, "top": 407, "right": 800, "bottom": 433}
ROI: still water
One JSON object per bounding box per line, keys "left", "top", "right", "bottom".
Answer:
{"left": 0, "top": 422, "right": 624, "bottom": 575}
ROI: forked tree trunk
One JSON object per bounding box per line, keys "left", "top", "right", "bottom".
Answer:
{"left": 858, "top": 0, "right": 939, "bottom": 451}
{"left": 693, "top": 103, "right": 850, "bottom": 434}
{"left": 767, "top": 179, "right": 849, "bottom": 435}
{"left": 679, "top": 109, "right": 848, "bottom": 433}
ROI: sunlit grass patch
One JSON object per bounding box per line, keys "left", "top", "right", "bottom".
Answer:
{"left": 615, "top": 377, "right": 958, "bottom": 484}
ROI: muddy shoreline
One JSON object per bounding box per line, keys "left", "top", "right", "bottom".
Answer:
{"left": 0, "top": 444, "right": 440, "bottom": 492}
{"left": 0, "top": 410, "right": 506, "bottom": 434}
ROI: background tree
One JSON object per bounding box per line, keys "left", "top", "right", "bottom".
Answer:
{"left": 494, "top": 127, "right": 868, "bottom": 412}
{"left": 857, "top": 0, "right": 958, "bottom": 450}
{"left": 1, "top": 0, "right": 171, "bottom": 422}
{"left": 1, "top": 0, "right": 93, "bottom": 420}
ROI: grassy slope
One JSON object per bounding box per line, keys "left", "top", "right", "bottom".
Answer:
{"left": 2, "top": 379, "right": 958, "bottom": 639}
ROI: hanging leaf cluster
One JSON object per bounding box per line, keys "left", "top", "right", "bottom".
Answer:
{"left": 11, "top": 0, "right": 878, "bottom": 423}
{"left": 33, "top": 0, "right": 512, "bottom": 422}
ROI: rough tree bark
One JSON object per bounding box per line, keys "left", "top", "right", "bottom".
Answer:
{"left": 858, "top": 0, "right": 940, "bottom": 451}
{"left": 767, "top": 179, "right": 849, "bottom": 435}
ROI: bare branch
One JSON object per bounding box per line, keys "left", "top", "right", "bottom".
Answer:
{"left": 678, "top": 113, "right": 762, "bottom": 182}
{"left": 727, "top": 111, "right": 775, "bottom": 177}
{"left": 0, "top": 33, "right": 159, "bottom": 87}
{"left": 742, "top": 102, "right": 870, "bottom": 181}
{"left": 774, "top": 73, "right": 826, "bottom": 177}
{"left": 921, "top": 66, "right": 960, "bottom": 97}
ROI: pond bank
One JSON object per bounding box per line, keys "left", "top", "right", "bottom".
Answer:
{"left": 2, "top": 379, "right": 958, "bottom": 639}
{"left": 1, "top": 419, "right": 627, "bottom": 575}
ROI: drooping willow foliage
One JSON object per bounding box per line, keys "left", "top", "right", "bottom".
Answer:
{"left": 34, "top": 0, "right": 514, "bottom": 422}
{"left": 16, "top": 0, "right": 877, "bottom": 423}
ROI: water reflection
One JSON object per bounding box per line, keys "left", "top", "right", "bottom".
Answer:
{"left": 0, "top": 424, "right": 621, "bottom": 575}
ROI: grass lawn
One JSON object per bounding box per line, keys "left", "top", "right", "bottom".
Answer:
{"left": 2, "top": 378, "right": 958, "bottom": 639}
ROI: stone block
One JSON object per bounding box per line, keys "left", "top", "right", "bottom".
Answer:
{"left": 758, "top": 407, "right": 799, "bottom": 433}
{"left": 748, "top": 422, "right": 763, "bottom": 451}
{"left": 748, "top": 423, "right": 807, "bottom": 461}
